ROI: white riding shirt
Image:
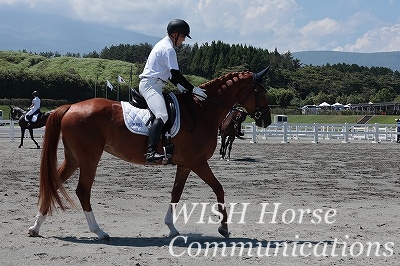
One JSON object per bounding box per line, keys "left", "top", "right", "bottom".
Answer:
{"left": 26, "top": 96, "right": 41, "bottom": 117}
{"left": 138, "top": 35, "right": 179, "bottom": 123}
{"left": 139, "top": 35, "right": 179, "bottom": 82}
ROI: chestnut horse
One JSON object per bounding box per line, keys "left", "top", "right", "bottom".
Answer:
{"left": 28, "top": 66, "right": 271, "bottom": 239}
{"left": 219, "top": 108, "right": 247, "bottom": 160}
{"left": 9, "top": 106, "right": 52, "bottom": 148}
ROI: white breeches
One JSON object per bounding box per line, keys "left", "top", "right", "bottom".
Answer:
{"left": 139, "top": 78, "right": 168, "bottom": 123}
{"left": 26, "top": 107, "right": 39, "bottom": 117}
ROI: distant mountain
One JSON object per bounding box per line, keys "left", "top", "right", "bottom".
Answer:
{"left": 293, "top": 51, "right": 400, "bottom": 72}
{"left": 0, "top": 9, "right": 161, "bottom": 55}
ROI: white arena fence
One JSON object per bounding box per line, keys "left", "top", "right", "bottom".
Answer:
{"left": 240, "top": 122, "right": 400, "bottom": 143}
{"left": 1, "top": 119, "right": 399, "bottom": 143}
{"left": 0, "top": 120, "right": 45, "bottom": 140}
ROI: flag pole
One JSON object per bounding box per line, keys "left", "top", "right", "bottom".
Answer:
{"left": 117, "top": 82, "right": 120, "bottom": 101}
{"left": 94, "top": 73, "right": 98, "bottom": 98}
{"left": 129, "top": 65, "right": 133, "bottom": 101}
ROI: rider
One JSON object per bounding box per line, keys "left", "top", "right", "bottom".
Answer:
{"left": 26, "top": 91, "right": 41, "bottom": 125}
{"left": 139, "top": 19, "right": 207, "bottom": 164}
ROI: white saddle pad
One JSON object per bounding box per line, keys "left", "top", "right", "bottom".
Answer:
{"left": 24, "top": 113, "right": 39, "bottom": 122}
{"left": 121, "top": 92, "right": 180, "bottom": 137}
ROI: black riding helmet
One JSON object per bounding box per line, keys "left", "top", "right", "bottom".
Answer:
{"left": 167, "top": 19, "right": 191, "bottom": 39}
{"left": 32, "top": 91, "right": 39, "bottom": 96}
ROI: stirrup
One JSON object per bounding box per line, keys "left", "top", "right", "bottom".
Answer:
{"left": 146, "top": 151, "right": 164, "bottom": 164}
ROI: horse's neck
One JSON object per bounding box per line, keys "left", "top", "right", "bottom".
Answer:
{"left": 197, "top": 71, "right": 254, "bottom": 127}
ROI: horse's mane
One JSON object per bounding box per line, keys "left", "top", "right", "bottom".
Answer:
{"left": 200, "top": 71, "right": 253, "bottom": 95}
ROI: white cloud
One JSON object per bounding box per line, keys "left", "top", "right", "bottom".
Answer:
{"left": 334, "top": 24, "right": 400, "bottom": 52}
{"left": 300, "top": 18, "right": 341, "bottom": 37}
{"left": 0, "top": 0, "right": 399, "bottom": 53}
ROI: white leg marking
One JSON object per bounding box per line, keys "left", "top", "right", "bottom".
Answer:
{"left": 28, "top": 212, "right": 47, "bottom": 236}
{"left": 84, "top": 211, "right": 110, "bottom": 239}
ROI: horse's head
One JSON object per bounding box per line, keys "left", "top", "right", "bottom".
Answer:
{"left": 200, "top": 66, "right": 271, "bottom": 128}
{"left": 245, "top": 66, "right": 271, "bottom": 128}
{"left": 230, "top": 67, "right": 271, "bottom": 128}
{"left": 9, "top": 106, "right": 25, "bottom": 120}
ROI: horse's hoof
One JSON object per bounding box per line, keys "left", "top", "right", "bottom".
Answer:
{"left": 28, "top": 227, "right": 39, "bottom": 237}
{"left": 218, "top": 226, "right": 230, "bottom": 238}
{"left": 97, "top": 233, "right": 110, "bottom": 240}
{"left": 18, "top": 146, "right": 22, "bottom": 148}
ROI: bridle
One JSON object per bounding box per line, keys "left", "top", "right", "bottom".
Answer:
{"left": 201, "top": 76, "right": 270, "bottom": 121}
{"left": 10, "top": 107, "right": 25, "bottom": 120}
{"left": 237, "top": 78, "right": 270, "bottom": 120}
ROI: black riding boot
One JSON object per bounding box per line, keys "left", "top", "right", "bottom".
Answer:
{"left": 146, "top": 118, "right": 165, "bottom": 163}
{"left": 26, "top": 115, "right": 32, "bottom": 127}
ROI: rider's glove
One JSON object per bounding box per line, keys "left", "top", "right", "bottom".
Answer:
{"left": 177, "top": 84, "right": 186, "bottom": 93}
{"left": 192, "top": 87, "right": 207, "bottom": 101}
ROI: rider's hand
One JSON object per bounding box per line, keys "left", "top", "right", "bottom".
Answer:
{"left": 177, "top": 84, "right": 186, "bottom": 93}
{"left": 192, "top": 87, "right": 207, "bottom": 101}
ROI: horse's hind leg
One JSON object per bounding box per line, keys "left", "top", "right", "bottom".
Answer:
{"left": 165, "top": 165, "right": 191, "bottom": 237}
{"left": 29, "top": 152, "right": 79, "bottom": 237}
{"left": 29, "top": 128, "right": 40, "bottom": 148}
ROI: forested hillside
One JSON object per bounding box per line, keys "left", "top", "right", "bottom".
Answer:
{"left": 1, "top": 41, "right": 400, "bottom": 109}
{"left": 293, "top": 51, "right": 400, "bottom": 72}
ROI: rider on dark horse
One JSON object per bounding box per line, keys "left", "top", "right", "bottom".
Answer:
{"left": 25, "top": 91, "right": 41, "bottom": 127}
{"left": 139, "top": 19, "right": 207, "bottom": 164}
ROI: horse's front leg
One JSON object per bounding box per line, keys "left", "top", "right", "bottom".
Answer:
{"left": 18, "top": 128, "right": 25, "bottom": 148}
{"left": 165, "top": 165, "right": 191, "bottom": 237}
{"left": 227, "top": 136, "right": 235, "bottom": 160}
{"left": 29, "top": 128, "right": 40, "bottom": 148}
{"left": 192, "top": 160, "right": 230, "bottom": 238}
{"left": 220, "top": 136, "right": 227, "bottom": 159}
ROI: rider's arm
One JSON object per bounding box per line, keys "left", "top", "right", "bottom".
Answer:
{"left": 169, "top": 69, "right": 194, "bottom": 91}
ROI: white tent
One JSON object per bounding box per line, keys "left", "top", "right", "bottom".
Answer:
{"left": 319, "top": 102, "right": 331, "bottom": 107}
{"left": 332, "top": 102, "right": 344, "bottom": 110}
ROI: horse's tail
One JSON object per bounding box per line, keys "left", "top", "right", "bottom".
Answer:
{"left": 38, "top": 104, "right": 75, "bottom": 215}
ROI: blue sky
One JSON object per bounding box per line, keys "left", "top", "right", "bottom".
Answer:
{"left": 0, "top": 0, "right": 399, "bottom": 53}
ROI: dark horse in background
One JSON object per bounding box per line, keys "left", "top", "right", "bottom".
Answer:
{"left": 9, "top": 106, "right": 52, "bottom": 148}
{"left": 219, "top": 107, "right": 247, "bottom": 160}
{"left": 28, "top": 66, "right": 271, "bottom": 240}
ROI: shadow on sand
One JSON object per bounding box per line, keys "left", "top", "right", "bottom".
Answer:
{"left": 54, "top": 233, "right": 334, "bottom": 249}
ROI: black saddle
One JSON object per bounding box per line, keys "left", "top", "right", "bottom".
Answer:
{"left": 25, "top": 109, "right": 42, "bottom": 121}
{"left": 130, "top": 89, "right": 176, "bottom": 163}
{"left": 130, "top": 89, "right": 176, "bottom": 134}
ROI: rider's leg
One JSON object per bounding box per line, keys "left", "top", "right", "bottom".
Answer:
{"left": 139, "top": 78, "right": 168, "bottom": 163}
{"left": 25, "top": 108, "right": 35, "bottom": 123}
{"left": 146, "top": 118, "right": 165, "bottom": 163}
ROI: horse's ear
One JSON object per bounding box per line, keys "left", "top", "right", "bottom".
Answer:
{"left": 253, "top": 66, "right": 270, "bottom": 82}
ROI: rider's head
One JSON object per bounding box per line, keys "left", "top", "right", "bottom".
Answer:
{"left": 32, "top": 91, "right": 39, "bottom": 97}
{"left": 167, "top": 19, "right": 191, "bottom": 46}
